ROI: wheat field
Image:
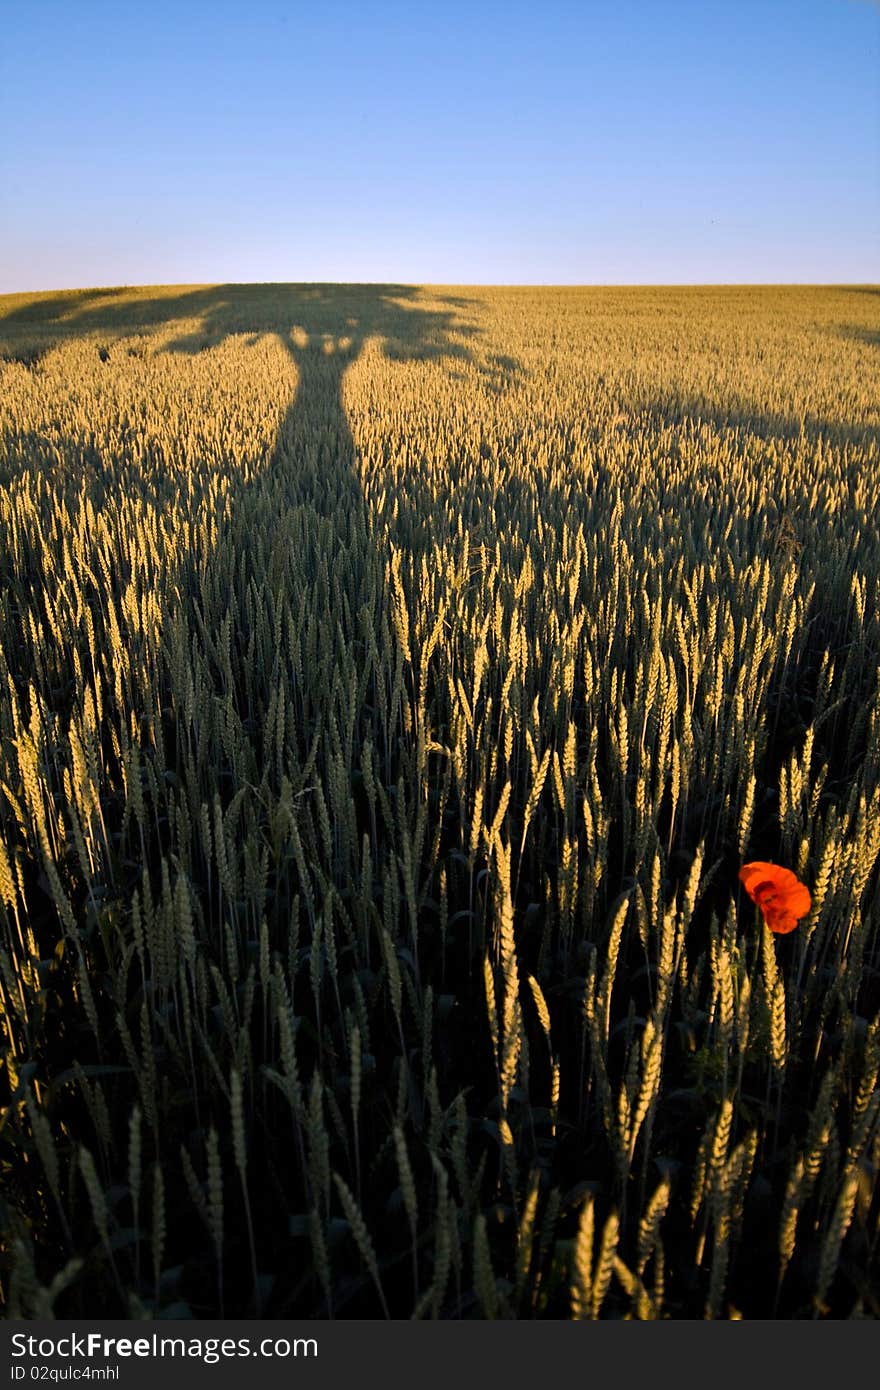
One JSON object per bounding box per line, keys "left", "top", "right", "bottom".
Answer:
{"left": 0, "top": 284, "right": 878, "bottom": 1319}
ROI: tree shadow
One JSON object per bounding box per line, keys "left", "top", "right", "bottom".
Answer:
{"left": 834, "top": 322, "right": 880, "bottom": 350}
{"left": 0, "top": 282, "right": 534, "bottom": 1302}
{"left": 0, "top": 283, "right": 517, "bottom": 543}
{"left": 0, "top": 282, "right": 536, "bottom": 1005}
{"left": 1, "top": 281, "right": 508, "bottom": 496}
{"left": 633, "top": 386, "right": 879, "bottom": 453}
{"left": 0, "top": 282, "right": 525, "bottom": 806}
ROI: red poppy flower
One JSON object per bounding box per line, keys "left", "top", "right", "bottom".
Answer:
{"left": 739, "top": 862, "right": 811, "bottom": 935}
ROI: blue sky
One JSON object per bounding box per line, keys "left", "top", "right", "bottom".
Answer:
{"left": 1, "top": 0, "right": 878, "bottom": 288}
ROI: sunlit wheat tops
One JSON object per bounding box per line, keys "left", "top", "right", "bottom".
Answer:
{"left": 0, "top": 284, "right": 878, "bottom": 1319}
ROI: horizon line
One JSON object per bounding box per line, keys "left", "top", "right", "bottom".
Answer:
{"left": 2, "top": 279, "right": 879, "bottom": 299}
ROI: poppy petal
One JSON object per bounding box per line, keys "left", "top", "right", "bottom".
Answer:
{"left": 768, "top": 909, "right": 800, "bottom": 935}
{"left": 739, "top": 862, "right": 780, "bottom": 898}
{"left": 739, "top": 861, "right": 811, "bottom": 932}
{"left": 783, "top": 882, "right": 812, "bottom": 919}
